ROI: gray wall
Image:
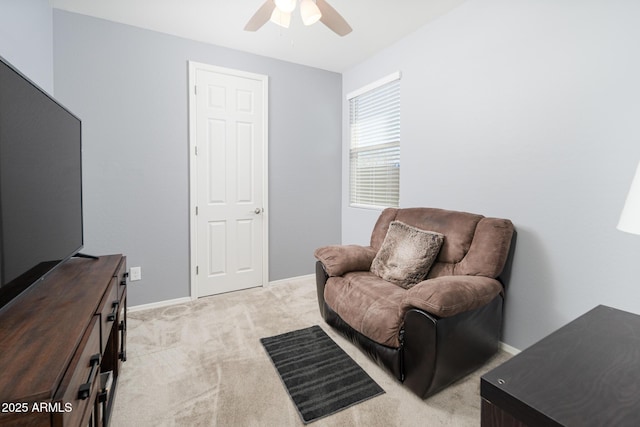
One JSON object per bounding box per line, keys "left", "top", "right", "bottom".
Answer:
{"left": 0, "top": 0, "right": 53, "bottom": 92}
{"left": 8, "top": 0, "right": 638, "bottom": 350}
{"left": 342, "top": 0, "right": 640, "bottom": 350}
{"left": 53, "top": 10, "right": 341, "bottom": 306}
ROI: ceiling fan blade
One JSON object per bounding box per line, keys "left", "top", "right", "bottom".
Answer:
{"left": 316, "top": 0, "right": 352, "bottom": 36}
{"left": 244, "top": 0, "right": 277, "bottom": 31}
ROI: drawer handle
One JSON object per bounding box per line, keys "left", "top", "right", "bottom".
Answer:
{"left": 121, "top": 272, "right": 128, "bottom": 286}
{"left": 78, "top": 354, "right": 101, "bottom": 400}
{"left": 119, "top": 320, "right": 127, "bottom": 361}
{"left": 107, "top": 301, "right": 119, "bottom": 322}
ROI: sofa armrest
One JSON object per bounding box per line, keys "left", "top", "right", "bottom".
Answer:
{"left": 401, "top": 275, "right": 503, "bottom": 318}
{"left": 313, "top": 245, "right": 377, "bottom": 276}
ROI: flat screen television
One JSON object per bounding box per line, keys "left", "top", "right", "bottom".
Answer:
{"left": 0, "top": 55, "right": 83, "bottom": 311}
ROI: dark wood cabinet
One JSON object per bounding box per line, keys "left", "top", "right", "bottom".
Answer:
{"left": 0, "top": 255, "right": 127, "bottom": 427}
{"left": 481, "top": 305, "right": 640, "bottom": 427}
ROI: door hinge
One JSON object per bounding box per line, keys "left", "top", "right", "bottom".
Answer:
{"left": 195, "top": 146, "right": 198, "bottom": 156}
{"left": 196, "top": 266, "right": 199, "bottom": 275}
{"left": 194, "top": 85, "right": 197, "bottom": 95}
{"left": 195, "top": 206, "right": 198, "bottom": 215}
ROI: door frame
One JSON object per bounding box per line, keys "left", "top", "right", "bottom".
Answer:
{"left": 187, "top": 61, "right": 269, "bottom": 299}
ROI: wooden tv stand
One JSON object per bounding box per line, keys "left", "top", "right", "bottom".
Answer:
{"left": 0, "top": 255, "right": 127, "bottom": 427}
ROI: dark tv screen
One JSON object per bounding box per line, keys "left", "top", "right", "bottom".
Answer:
{"left": 0, "top": 56, "right": 83, "bottom": 310}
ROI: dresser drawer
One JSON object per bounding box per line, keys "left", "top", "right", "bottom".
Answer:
{"left": 52, "top": 315, "right": 101, "bottom": 427}
{"left": 0, "top": 410, "right": 49, "bottom": 427}
{"left": 98, "top": 278, "right": 119, "bottom": 354}
{"left": 115, "top": 256, "right": 127, "bottom": 301}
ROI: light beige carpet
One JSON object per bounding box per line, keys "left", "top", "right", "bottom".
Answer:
{"left": 110, "top": 276, "right": 510, "bottom": 426}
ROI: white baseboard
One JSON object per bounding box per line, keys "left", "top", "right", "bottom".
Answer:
{"left": 268, "top": 274, "right": 315, "bottom": 286}
{"left": 128, "top": 296, "right": 193, "bottom": 313}
{"left": 127, "top": 274, "right": 314, "bottom": 313}
{"left": 128, "top": 282, "right": 524, "bottom": 357}
{"left": 129, "top": 273, "right": 522, "bottom": 356}
{"left": 500, "top": 342, "right": 521, "bottom": 355}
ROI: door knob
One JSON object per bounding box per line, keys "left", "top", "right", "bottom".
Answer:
{"left": 254, "top": 208, "right": 263, "bottom": 214}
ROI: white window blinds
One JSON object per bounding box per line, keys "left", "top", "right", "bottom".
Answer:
{"left": 348, "top": 72, "right": 400, "bottom": 208}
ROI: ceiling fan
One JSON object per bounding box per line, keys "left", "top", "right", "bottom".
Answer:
{"left": 244, "top": 0, "right": 352, "bottom": 37}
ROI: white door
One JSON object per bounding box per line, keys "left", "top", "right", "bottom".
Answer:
{"left": 189, "top": 62, "right": 268, "bottom": 297}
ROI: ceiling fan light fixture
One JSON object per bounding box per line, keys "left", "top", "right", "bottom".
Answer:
{"left": 270, "top": 7, "right": 291, "bottom": 28}
{"left": 274, "top": 0, "right": 297, "bottom": 14}
{"left": 300, "top": 0, "right": 322, "bottom": 26}
{"left": 244, "top": 0, "right": 351, "bottom": 36}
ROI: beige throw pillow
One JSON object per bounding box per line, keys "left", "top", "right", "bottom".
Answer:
{"left": 371, "top": 221, "right": 444, "bottom": 289}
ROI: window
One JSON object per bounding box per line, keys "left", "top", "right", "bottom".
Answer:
{"left": 348, "top": 72, "right": 400, "bottom": 208}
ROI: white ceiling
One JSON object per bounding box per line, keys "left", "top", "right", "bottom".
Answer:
{"left": 51, "top": 0, "right": 466, "bottom": 73}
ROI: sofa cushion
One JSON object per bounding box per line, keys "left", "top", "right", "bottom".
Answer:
{"left": 370, "top": 221, "right": 444, "bottom": 289}
{"left": 324, "top": 272, "right": 406, "bottom": 348}
{"left": 314, "top": 245, "right": 377, "bottom": 277}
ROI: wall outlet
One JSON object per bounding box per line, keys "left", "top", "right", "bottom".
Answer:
{"left": 130, "top": 266, "right": 142, "bottom": 281}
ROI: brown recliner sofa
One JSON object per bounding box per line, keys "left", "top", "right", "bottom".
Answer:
{"left": 314, "top": 207, "right": 515, "bottom": 398}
